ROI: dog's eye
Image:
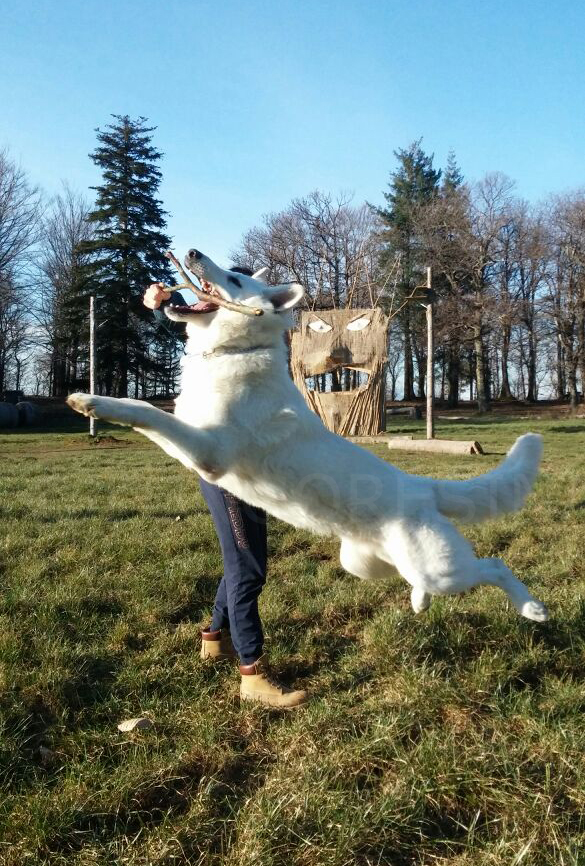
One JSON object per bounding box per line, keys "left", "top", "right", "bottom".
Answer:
{"left": 228, "top": 275, "right": 242, "bottom": 288}
{"left": 346, "top": 315, "right": 371, "bottom": 331}
{"left": 308, "top": 317, "right": 332, "bottom": 333}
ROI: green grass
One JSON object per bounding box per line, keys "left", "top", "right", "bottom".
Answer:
{"left": 0, "top": 413, "right": 584, "bottom": 865}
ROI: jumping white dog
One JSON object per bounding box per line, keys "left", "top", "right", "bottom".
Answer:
{"left": 68, "top": 249, "right": 548, "bottom": 622}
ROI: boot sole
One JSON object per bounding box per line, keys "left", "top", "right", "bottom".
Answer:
{"left": 239, "top": 692, "right": 309, "bottom": 710}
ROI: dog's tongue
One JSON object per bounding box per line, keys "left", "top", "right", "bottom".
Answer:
{"left": 172, "top": 300, "right": 219, "bottom": 314}
{"left": 191, "top": 299, "right": 219, "bottom": 313}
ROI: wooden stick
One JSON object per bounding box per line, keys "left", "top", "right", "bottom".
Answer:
{"left": 164, "top": 250, "right": 264, "bottom": 317}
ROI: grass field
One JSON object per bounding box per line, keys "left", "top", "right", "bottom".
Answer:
{"left": 1, "top": 410, "right": 584, "bottom": 865}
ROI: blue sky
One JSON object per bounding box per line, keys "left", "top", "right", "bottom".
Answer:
{"left": 2, "top": 0, "right": 584, "bottom": 264}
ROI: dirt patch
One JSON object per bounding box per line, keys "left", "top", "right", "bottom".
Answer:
{"left": 87, "top": 435, "right": 131, "bottom": 447}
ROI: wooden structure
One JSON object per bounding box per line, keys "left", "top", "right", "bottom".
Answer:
{"left": 290, "top": 308, "right": 389, "bottom": 436}
{"left": 289, "top": 268, "right": 484, "bottom": 454}
{"left": 387, "top": 438, "right": 484, "bottom": 455}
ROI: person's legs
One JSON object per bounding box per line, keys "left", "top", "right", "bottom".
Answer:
{"left": 199, "top": 479, "right": 267, "bottom": 663}
{"left": 199, "top": 479, "right": 308, "bottom": 708}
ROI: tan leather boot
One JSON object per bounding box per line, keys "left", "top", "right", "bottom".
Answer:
{"left": 239, "top": 655, "right": 308, "bottom": 709}
{"left": 200, "top": 628, "right": 237, "bottom": 661}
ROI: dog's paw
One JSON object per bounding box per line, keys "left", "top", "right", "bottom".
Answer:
{"left": 520, "top": 599, "right": 549, "bottom": 622}
{"left": 67, "top": 392, "right": 97, "bottom": 417}
{"left": 411, "top": 586, "right": 432, "bottom": 614}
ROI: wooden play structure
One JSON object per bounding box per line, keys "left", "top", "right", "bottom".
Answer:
{"left": 290, "top": 267, "right": 483, "bottom": 455}
{"left": 290, "top": 307, "right": 389, "bottom": 436}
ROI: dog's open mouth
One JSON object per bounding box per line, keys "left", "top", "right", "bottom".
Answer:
{"left": 168, "top": 299, "right": 220, "bottom": 315}
{"left": 168, "top": 281, "right": 222, "bottom": 315}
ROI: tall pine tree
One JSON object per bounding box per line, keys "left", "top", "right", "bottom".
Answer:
{"left": 442, "top": 150, "right": 464, "bottom": 193}
{"left": 79, "top": 115, "right": 174, "bottom": 396}
{"left": 376, "top": 140, "right": 441, "bottom": 399}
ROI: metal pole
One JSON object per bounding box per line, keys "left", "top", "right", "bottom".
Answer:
{"left": 89, "top": 295, "right": 96, "bottom": 437}
{"left": 426, "top": 267, "right": 435, "bottom": 440}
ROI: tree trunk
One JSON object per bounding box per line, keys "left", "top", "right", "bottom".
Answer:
{"left": 446, "top": 342, "right": 460, "bottom": 408}
{"left": 556, "top": 337, "right": 565, "bottom": 400}
{"left": 568, "top": 362, "right": 579, "bottom": 409}
{"left": 474, "top": 327, "right": 489, "bottom": 413}
{"left": 526, "top": 329, "right": 537, "bottom": 402}
{"left": 412, "top": 334, "right": 425, "bottom": 399}
{"left": 402, "top": 312, "right": 415, "bottom": 401}
{"left": 499, "top": 323, "right": 513, "bottom": 398}
{"left": 578, "top": 295, "right": 585, "bottom": 404}
{"left": 117, "top": 306, "right": 129, "bottom": 397}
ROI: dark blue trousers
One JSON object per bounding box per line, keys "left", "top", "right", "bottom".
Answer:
{"left": 199, "top": 479, "right": 267, "bottom": 665}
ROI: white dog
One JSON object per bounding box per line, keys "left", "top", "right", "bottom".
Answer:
{"left": 68, "top": 249, "right": 548, "bottom": 622}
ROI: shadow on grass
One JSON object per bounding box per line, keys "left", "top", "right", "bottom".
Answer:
{"left": 267, "top": 604, "right": 370, "bottom": 689}
{"left": 549, "top": 425, "right": 585, "bottom": 434}
{"left": 0, "top": 648, "right": 125, "bottom": 790}
{"left": 1, "top": 416, "right": 95, "bottom": 436}
{"left": 40, "top": 740, "right": 275, "bottom": 862}
{"left": 165, "top": 577, "right": 221, "bottom": 624}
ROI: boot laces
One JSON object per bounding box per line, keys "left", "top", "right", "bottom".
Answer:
{"left": 261, "top": 668, "right": 289, "bottom": 692}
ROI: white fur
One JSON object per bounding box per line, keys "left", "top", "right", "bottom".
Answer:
{"left": 67, "top": 250, "right": 548, "bottom": 622}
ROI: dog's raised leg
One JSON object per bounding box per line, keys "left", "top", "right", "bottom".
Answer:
{"left": 67, "top": 393, "right": 228, "bottom": 475}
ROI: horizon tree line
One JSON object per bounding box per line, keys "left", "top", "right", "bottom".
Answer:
{"left": 1, "top": 123, "right": 585, "bottom": 409}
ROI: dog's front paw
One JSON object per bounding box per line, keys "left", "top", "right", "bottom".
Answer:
{"left": 520, "top": 599, "right": 549, "bottom": 622}
{"left": 411, "top": 586, "right": 432, "bottom": 614}
{"left": 67, "top": 392, "right": 97, "bottom": 418}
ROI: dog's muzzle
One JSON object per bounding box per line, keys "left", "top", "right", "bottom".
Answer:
{"left": 184, "top": 250, "right": 205, "bottom": 279}
{"left": 185, "top": 249, "right": 205, "bottom": 278}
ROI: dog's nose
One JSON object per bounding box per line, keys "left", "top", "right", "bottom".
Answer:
{"left": 188, "top": 249, "right": 203, "bottom": 260}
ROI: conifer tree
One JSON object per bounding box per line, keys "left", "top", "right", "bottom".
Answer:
{"left": 442, "top": 150, "right": 464, "bottom": 193}
{"left": 376, "top": 140, "right": 441, "bottom": 399}
{"left": 79, "top": 115, "right": 174, "bottom": 396}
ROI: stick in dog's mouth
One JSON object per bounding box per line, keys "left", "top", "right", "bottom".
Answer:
{"left": 163, "top": 251, "right": 264, "bottom": 317}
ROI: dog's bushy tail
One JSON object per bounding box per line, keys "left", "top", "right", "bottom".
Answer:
{"left": 434, "top": 433, "right": 543, "bottom": 523}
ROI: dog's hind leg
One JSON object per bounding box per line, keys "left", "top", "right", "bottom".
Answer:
{"left": 340, "top": 539, "right": 432, "bottom": 613}
{"left": 339, "top": 538, "right": 398, "bottom": 581}
{"left": 384, "top": 512, "right": 548, "bottom": 621}
{"left": 67, "top": 393, "right": 228, "bottom": 474}
{"left": 476, "top": 559, "right": 549, "bottom": 622}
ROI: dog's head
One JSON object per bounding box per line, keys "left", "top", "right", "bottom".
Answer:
{"left": 165, "top": 249, "right": 304, "bottom": 350}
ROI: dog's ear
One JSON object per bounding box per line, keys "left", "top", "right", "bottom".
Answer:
{"left": 252, "top": 267, "right": 269, "bottom": 283}
{"left": 266, "top": 282, "right": 305, "bottom": 311}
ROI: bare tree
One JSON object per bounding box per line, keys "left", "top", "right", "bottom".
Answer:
{"left": 0, "top": 150, "right": 43, "bottom": 392}
{"left": 0, "top": 273, "right": 30, "bottom": 391}
{"left": 417, "top": 173, "right": 517, "bottom": 412}
{"left": 542, "top": 193, "right": 585, "bottom": 408}
{"left": 0, "top": 150, "right": 43, "bottom": 277}
{"left": 233, "top": 191, "right": 383, "bottom": 310}
{"left": 35, "top": 185, "right": 94, "bottom": 396}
